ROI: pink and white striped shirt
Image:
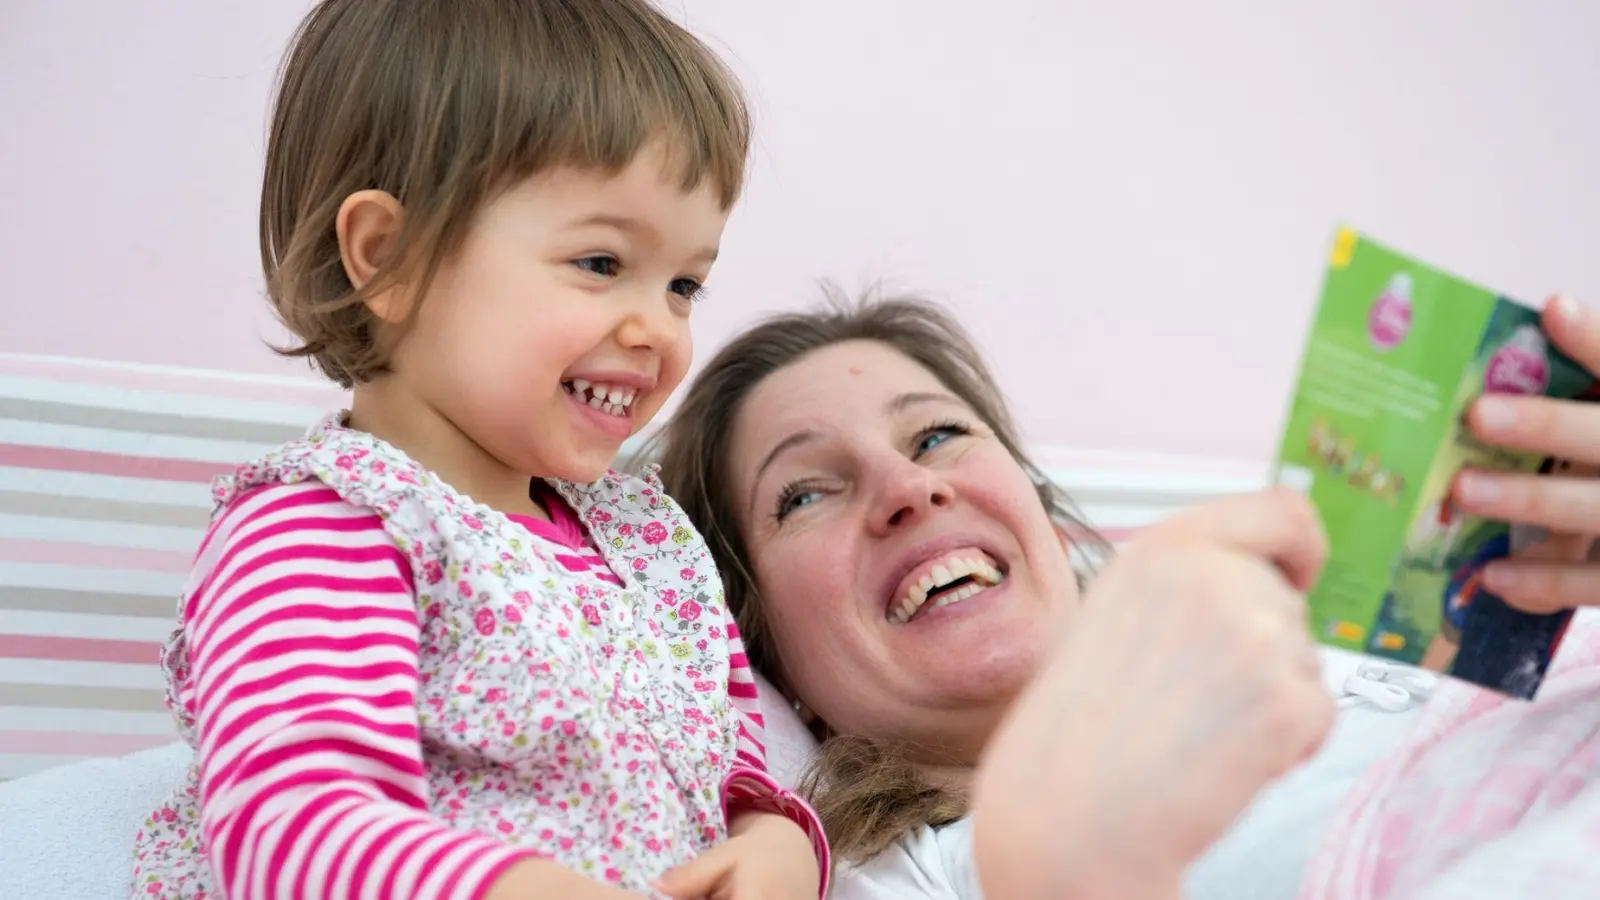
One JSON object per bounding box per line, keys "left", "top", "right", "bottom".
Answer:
{"left": 130, "top": 418, "right": 826, "bottom": 899}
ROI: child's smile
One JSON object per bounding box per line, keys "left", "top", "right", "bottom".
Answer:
{"left": 562, "top": 372, "right": 655, "bottom": 440}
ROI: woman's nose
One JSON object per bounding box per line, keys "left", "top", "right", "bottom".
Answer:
{"left": 868, "top": 459, "right": 953, "bottom": 535}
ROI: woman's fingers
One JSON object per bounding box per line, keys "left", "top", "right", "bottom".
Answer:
{"left": 1543, "top": 294, "right": 1600, "bottom": 375}
{"left": 1485, "top": 559, "right": 1600, "bottom": 613}
{"left": 1455, "top": 469, "right": 1600, "bottom": 535}
{"left": 1467, "top": 394, "right": 1600, "bottom": 466}
{"left": 1159, "top": 487, "right": 1329, "bottom": 592}
{"left": 1467, "top": 296, "right": 1600, "bottom": 465}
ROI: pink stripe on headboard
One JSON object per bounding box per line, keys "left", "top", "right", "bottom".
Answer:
{"left": 0, "top": 538, "right": 192, "bottom": 574}
{"left": 0, "top": 634, "right": 161, "bottom": 666}
{"left": 0, "top": 730, "right": 174, "bottom": 756}
{"left": 0, "top": 443, "right": 229, "bottom": 482}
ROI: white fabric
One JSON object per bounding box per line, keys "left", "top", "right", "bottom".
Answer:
{"left": 0, "top": 742, "right": 191, "bottom": 900}
{"left": 828, "top": 648, "right": 1425, "bottom": 900}
{"left": 754, "top": 669, "right": 820, "bottom": 790}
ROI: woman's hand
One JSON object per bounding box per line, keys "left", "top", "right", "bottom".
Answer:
{"left": 971, "top": 488, "right": 1335, "bottom": 900}
{"left": 1456, "top": 295, "right": 1600, "bottom": 612}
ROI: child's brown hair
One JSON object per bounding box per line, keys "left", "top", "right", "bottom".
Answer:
{"left": 261, "top": 0, "right": 751, "bottom": 387}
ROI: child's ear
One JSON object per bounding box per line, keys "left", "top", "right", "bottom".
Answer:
{"left": 335, "top": 189, "right": 407, "bottom": 322}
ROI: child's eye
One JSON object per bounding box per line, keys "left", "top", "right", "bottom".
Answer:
{"left": 670, "top": 277, "right": 707, "bottom": 302}
{"left": 575, "top": 256, "right": 619, "bottom": 278}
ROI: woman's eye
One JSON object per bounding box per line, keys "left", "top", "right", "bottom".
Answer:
{"left": 669, "top": 277, "right": 706, "bottom": 301}
{"left": 914, "top": 427, "right": 962, "bottom": 457}
{"left": 776, "top": 488, "right": 821, "bottom": 520}
{"left": 575, "top": 256, "right": 619, "bottom": 278}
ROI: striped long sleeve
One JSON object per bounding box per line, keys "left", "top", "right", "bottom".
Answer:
{"left": 721, "top": 613, "right": 831, "bottom": 891}
{"left": 179, "top": 482, "right": 532, "bottom": 899}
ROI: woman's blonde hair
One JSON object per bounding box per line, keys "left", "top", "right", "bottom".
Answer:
{"left": 652, "top": 287, "right": 1105, "bottom": 862}
{"left": 261, "top": 0, "right": 750, "bottom": 387}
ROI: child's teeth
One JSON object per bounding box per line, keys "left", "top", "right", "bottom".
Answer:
{"left": 573, "top": 379, "right": 591, "bottom": 394}
{"left": 588, "top": 395, "right": 604, "bottom": 409}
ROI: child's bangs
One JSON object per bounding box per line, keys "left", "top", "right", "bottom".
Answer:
{"left": 482, "top": 4, "right": 751, "bottom": 209}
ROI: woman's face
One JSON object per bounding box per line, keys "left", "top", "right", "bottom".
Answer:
{"left": 730, "top": 340, "right": 1079, "bottom": 760}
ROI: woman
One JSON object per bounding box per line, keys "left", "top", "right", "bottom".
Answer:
{"left": 653, "top": 289, "right": 1600, "bottom": 899}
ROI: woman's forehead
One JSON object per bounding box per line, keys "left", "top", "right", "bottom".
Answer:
{"left": 732, "top": 343, "right": 957, "bottom": 481}
{"left": 742, "top": 344, "right": 944, "bottom": 438}
{"left": 759, "top": 341, "right": 943, "bottom": 409}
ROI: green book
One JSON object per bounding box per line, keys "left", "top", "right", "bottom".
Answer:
{"left": 1272, "top": 227, "right": 1596, "bottom": 699}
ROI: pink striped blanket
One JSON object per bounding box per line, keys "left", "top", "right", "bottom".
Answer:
{"left": 1300, "top": 611, "right": 1600, "bottom": 899}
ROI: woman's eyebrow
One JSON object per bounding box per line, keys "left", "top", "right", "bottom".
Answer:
{"left": 754, "top": 393, "right": 963, "bottom": 481}
{"left": 755, "top": 429, "right": 820, "bottom": 486}
{"left": 887, "top": 391, "right": 963, "bottom": 414}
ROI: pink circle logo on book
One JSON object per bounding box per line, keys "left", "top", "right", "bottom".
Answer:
{"left": 1484, "top": 325, "right": 1551, "bottom": 395}
{"left": 1368, "top": 273, "right": 1413, "bottom": 350}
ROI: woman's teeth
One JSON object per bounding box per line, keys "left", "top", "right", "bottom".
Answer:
{"left": 889, "top": 554, "right": 1005, "bottom": 624}
{"left": 564, "top": 379, "right": 637, "bottom": 417}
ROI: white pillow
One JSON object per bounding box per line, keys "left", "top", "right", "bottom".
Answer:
{"left": 752, "top": 670, "right": 819, "bottom": 790}
{"left": 0, "top": 741, "right": 191, "bottom": 900}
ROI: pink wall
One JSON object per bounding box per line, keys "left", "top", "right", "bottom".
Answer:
{"left": 4, "top": 1, "right": 1598, "bottom": 461}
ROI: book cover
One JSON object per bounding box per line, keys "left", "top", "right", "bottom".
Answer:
{"left": 1272, "top": 227, "right": 1595, "bottom": 699}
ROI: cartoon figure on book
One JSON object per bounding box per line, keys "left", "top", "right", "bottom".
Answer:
{"left": 128, "top": 2, "right": 826, "bottom": 900}
{"left": 1305, "top": 417, "right": 1404, "bottom": 503}
{"left": 1418, "top": 454, "right": 1600, "bottom": 697}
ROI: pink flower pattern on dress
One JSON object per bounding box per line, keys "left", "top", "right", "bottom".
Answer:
{"left": 131, "top": 415, "right": 759, "bottom": 898}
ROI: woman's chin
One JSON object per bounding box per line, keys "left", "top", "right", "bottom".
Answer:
{"left": 890, "top": 623, "right": 1050, "bottom": 708}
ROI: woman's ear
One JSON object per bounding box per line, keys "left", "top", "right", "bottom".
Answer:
{"left": 1055, "top": 522, "right": 1079, "bottom": 556}
{"left": 790, "top": 700, "right": 832, "bottom": 744}
{"left": 335, "top": 189, "right": 407, "bottom": 322}
{"left": 788, "top": 694, "right": 818, "bottom": 726}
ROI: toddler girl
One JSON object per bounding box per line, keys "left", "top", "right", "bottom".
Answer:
{"left": 129, "top": 1, "right": 827, "bottom": 897}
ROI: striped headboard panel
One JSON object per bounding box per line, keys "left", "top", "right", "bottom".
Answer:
{"left": 0, "top": 354, "right": 345, "bottom": 780}
{"left": 0, "top": 353, "right": 1266, "bottom": 780}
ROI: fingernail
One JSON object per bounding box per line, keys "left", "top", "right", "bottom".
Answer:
{"left": 1550, "top": 294, "right": 1583, "bottom": 324}
{"left": 1485, "top": 563, "right": 1519, "bottom": 594}
{"left": 1474, "top": 395, "right": 1517, "bottom": 434}
{"left": 1456, "top": 471, "right": 1501, "bottom": 505}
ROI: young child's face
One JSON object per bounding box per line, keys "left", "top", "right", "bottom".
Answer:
{"left": 393, "top": 142, "right": 729, "bottom": 482}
